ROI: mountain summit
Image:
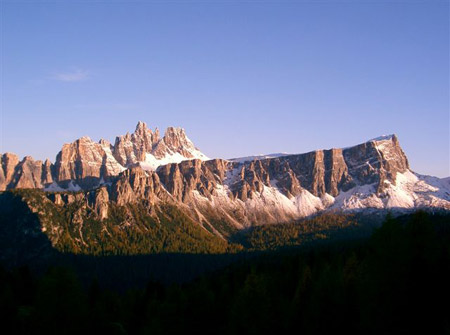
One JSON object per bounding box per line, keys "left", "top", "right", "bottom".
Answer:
{"left": 113, "top": 121, "right": 207, "bottom": 170}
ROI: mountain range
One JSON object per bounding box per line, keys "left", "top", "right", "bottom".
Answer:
{"left": 1, "top": 121, "right": 449, "bottom": 243}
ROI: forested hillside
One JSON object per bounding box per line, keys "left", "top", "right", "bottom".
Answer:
{"left": 0, "top": 190, "right": 379, "bottom": 261}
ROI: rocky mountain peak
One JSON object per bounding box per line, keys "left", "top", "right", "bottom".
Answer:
{"left": 165, "top": 126, "right": 185, "bottom": 135}
{"left": 343, "top": 133, "right": 410, "bottom": 192}
{"left": 99, "top": 138, "right": 111, "bottom": 147}
{"left": 133, "top": 121, "right": 155, "bottom": 143}
{"left": 150, "top": 127, "right": 207, "bottom": 161}
{"left": 373, "top": 135, "right": 409, "bottom": 168}
{"left": 154, "top": 127, "right": 160, "bottom": 139}
{"left": 135, "top": 120, "right": 149, "bottom": 132}
{"left": 160, "top": 127, "right": 190, "bottom": 150}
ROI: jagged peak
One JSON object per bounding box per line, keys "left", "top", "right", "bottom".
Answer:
{"left": 77, "top": 136, "right": 94, "bottom": 142}
{"left": 154, "top": 127, "right": 160, "bottom": 138}
{"left": 135, "top": 121, "right": 151, "bottom": 133}
{"left": 164, "top": 126, "right": 187, "bottom": 137}
{"left": 160, "top": 127, "right": 193, "bottom": 149}
{"left": 99, "top": 138, "right": 111, "bottom": 147}
{"left": 1, "top": 152, "right": 19, "bottom": 160}
{"left": 22, "top": 155, "right": 37, "bottom": 162}
{"left": 136, "top": 120, "right": 146, "bottom": 128}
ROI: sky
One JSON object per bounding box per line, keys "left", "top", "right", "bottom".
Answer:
{"left": 1, "top": 0, "right": 449, "bottom": 177}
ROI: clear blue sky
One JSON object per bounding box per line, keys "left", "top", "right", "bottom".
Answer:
{"left": 1, "top": 0, "right": 449, "bottom": 177}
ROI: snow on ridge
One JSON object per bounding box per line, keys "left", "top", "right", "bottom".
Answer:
{"left": 228, "top": 135, "right": 396, "bottom": 163}
{"left": 228, "top": 153, "right": 290, "bottom": 163}
{"left": 140, "top": 151, "right": 209, "bottom": 171}
{"left": 369, "top": 134, "right": 395, "bottom": 142}
{"left": 140, "top": 152, "right": 188, "bottom": 171}
{"left": 188, "top": 148, "right": 210, "bottom": 161}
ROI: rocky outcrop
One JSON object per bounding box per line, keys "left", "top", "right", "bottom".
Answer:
{"left": 1, "top": 153, "right": 20, "bottom": 190}
{"left": 54, "top": 135, "right": 127, "bottom": 189}
{"left": 14, "top": 157, "right": 45, "bottom": 189}
{"left": 110, "top": 167, "right": 167, "bottom": 206}
{"left": 42, "top": 159, "right": 54, "bottom": 186}
{"left": 0, "top": 153, "right": 53, "bottom": 190}
{"left": 89, "top": 186, "right": 110, "bottom": 220}
{"left": 54, "top": 137, "right": 105, "bottom": 188}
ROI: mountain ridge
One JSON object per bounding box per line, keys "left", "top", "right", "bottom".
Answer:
{"left": 0, "top": 124, "right": 411, "bottom": 192}
{"left": 1, "top": 122, "right": 448, "bottom": 242}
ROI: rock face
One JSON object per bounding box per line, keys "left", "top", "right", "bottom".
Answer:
{"left": 343, "top": 135, "right": 409, "bottom": 192}
{"left": 113, "top": 121, "right": 158, "bottom": 166}
{"left": 54, "top": 136, "right": 116, "bottom": 189}
{"left": 1, "top": 125, "right": 449, "bottom": 237}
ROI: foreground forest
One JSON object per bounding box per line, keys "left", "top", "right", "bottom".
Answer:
{"left": 1, "top": 211, "right": 449, "bottom": 334}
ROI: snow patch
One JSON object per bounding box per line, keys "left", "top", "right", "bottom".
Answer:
{"left": 44, "top": 181, "right": 82, "bottom": 192}
{"left": 333, "top": 183, "right": 383, "bottom": 210}
{"left": 292, "top": 190, "right": 325, "bottom": 216}
{"left": 140, "top": 151, "right": 209, "bottom": 171}
{"left": 67, "top": 181, "right": 82, "bottom": 192}
{"left": 382, "top": 170, "right": 450, "bottom": 208}
{"left": 44, "top": 182, "right": 65, "bottom": 192}
{"left": 223, "top": 165, "right": 242, "bottom": 187}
